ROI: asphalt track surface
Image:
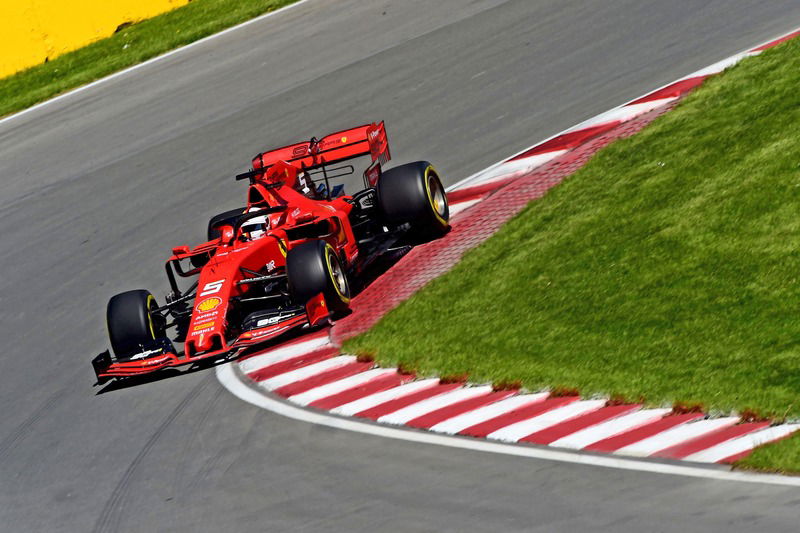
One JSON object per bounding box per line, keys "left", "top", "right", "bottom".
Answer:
{"left": 2, "top": 1, "right": 800, "bottom": 531}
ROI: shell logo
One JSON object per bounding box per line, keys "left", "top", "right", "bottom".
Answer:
{"left": 341, "top": 136, "right": 347, "bottom": 143}
{"left": 197, "top": 297, "right": 222, "bottom": 312}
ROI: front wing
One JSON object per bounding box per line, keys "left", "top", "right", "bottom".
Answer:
{"left": 92, "top": 313, "right": 309, "bottom": 384}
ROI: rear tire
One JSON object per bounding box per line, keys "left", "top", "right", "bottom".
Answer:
{"left": 286, "top": 240, "right": 350, "bottom": 314}
{"left": 107, "top": 289, "right": 164, "bottom": 358}
{"left": 207, "top": 207, "right": 246, "bottom": 241}
{"left": 377, "top": 161, "right": 449, "bottom": 238}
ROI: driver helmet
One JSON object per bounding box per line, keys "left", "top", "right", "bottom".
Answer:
{"left": 241, "top": 210, "right": 270, "bottom": 241}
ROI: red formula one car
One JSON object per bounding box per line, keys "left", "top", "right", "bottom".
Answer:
{"left": 92, "top": 122, "right": 449, "bottom": 384}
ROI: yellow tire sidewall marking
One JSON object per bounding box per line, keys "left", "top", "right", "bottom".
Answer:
{"left": 146, "top": 294, "right": 157, "bottom": 339}
{"left": 324, "top": 244, "right": 350, "bottom": 304}
{"left": 423, "top": 166, "right": 448, "bottom": 226}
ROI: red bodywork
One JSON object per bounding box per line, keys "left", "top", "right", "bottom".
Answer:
{"left": 98, "top": 123, "right": 390, "bottom": 380}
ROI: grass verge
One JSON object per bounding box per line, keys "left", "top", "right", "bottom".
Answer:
{"left": 344, "top": 37, "right": 800, "bottom": 472}
{"left": 0, "top": 0, "right": 298, "bottom": 118}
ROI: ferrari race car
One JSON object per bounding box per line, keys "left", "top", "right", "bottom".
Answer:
{"left": 92, "top": 122, "right": 450, "bottom": 384}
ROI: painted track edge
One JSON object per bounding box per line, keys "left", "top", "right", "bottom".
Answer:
{"left": 217, "top": 363, "right": 800, "bottom": 487}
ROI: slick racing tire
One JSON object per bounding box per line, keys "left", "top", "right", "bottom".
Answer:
{"left": 107, "top": 289, "right": 165, "bottom": 358}
{"left": 377, "top": 161, "right": 449, "bottom": 238}
{"left": 207, "top": 207, "right": 247, "bottom": 241}
{"left": 286, "top": 240, "right": 350, "bottom": 315}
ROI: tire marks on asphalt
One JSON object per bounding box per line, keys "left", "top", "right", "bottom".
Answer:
{"left": 0, "top": 388, "right": 64, "bottom": 464}
{"left": 92, "top": 376, "right": 212, "bottom": 533}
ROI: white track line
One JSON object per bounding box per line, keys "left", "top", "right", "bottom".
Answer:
{"left": 0, "top": 0, "right": 312, "bottom": 127}
{"left": 617, "top": 417, "right": 739, "bottom": 457}
{"left": 377, "top": 386, "right": 493, "bottom": 425}
{"left": 330, "top": 378, "right": 440, "bottom": 417}
{"left": 447, "top": 26, "right": 800, "bottom": 193}
{"left": 550, "top": 408, "right": 672, "bottom": 450}
{"left": 258, "top": 355, "right": 355, "bottom": 390}
{"left": 448, "top": 198, "right": 482, "bottom": 217}
{"left": 462, "top": 99, "right": 675, "bottom": 190}
{"left": 566, "top": 98, "right": 677, "bottom": 132}
{"left": 684, "top": 424, "right": 800, "bottom": 463}
{"left": 464, "top": 151, "right": 567, "bottom": 188}
{"left": 288, "top": 367, "right": 397, "bottom": 406}
{"left": 429, "top": 393, "right": 549, "bottom": 435}
{"left": 218, "top": 363, "right": 800, "bottom": 487}
{"left": 487, "top": 400, "right": 607, "bottom": 442}
{"left": 238, "top": 335, "right": 331, "bottom": 374}
{"left": 689, "top": 52, "right": 759, "bottom": 78}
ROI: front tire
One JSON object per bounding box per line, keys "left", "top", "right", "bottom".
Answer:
{"left": 107, "top": 289, "right": 165, "bottom": 358}
{"left": 377, "top": 161, "right": 449, "bottom": 238}
{"left": 286, "top": 240, "right": 350, "bottom": 315}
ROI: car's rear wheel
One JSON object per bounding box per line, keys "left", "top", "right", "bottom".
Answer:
{"left": 286, "top": 240, "right": 350, "bottom": 315}
{"left": 207, "top": 207, "right": 246, "bottom": 241}
{"left": 377, "top": 161, "right": 449, "bottom": 238}
{"left": 107, "top": 289, "right": 165, "bottom": 358}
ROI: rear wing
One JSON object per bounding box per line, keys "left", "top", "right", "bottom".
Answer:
{"left": 249, "top": 122, "right": 390, "bottom": 175}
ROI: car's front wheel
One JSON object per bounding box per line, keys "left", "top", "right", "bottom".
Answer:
{"left": 107, "top": 289, "right": 166, "bottom": 358}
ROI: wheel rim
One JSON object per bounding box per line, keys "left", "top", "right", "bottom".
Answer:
{"left": 427, "top": 174, "right": 447, "bottom": 218}
{"left": 326, "top": 248, "right": 349, "bottom": 299}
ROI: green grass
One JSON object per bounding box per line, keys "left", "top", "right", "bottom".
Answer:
{"left": 735, "top": 433, "right": 800, "bottom": 475}
{"left": 345, "top": 37, "right": 800, "bottom": 472}
{"left": 0, "top": 0, "right": 297, "bottom": 118}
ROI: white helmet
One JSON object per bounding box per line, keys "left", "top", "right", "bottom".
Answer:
{"left": 241, "top": 211, "right": 270, "bottom": 241}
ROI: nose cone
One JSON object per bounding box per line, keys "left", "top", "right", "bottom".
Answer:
{"left": 188, "top": 292, "right": 227, "bottom": 355}
{"left": 194, "top": 333, "right": 214, "bottom": 353}
{"left": 187, "top": 331, "right": 225, "bottom": 356}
